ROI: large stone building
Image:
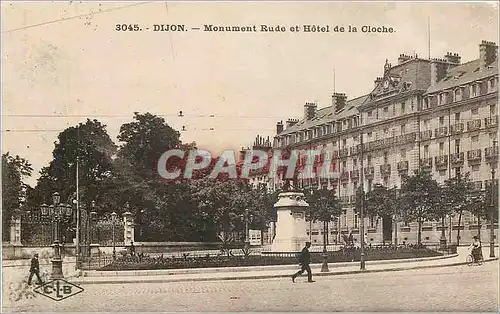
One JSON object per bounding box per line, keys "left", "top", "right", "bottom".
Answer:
{"left": 255, "top": 40, "right": 498, "bottom": 246}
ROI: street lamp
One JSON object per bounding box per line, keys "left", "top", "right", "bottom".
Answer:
{"left": 111, "top": 212, "right": 117, "bottom": 260}
{"left": 244, "top": 209, "right": 250, "bottom": 250}
{"left": 41, "top": 192, "right": 72, "bottom": 279}
{"left": 321, "top": 219, "right": 329, "bottom": 272}
{"left": 440, "top": 200, "right": 448, "bottom": 250}
{"left": 489, "top": 139, "right": 497, "bottom": 258}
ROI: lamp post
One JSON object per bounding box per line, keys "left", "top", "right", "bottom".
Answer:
{"left": 489, "top": 139, "right": 497, "bottom": 258}
{"left": 111, "top": 212, "right": 117, "bottom": 260}
{"left": 440, "top": 199, "right": 448, "bottom": 250}
{"left": 359, "top": 130, "right": 366, "bottom": 270}
{"left": 321, "top": 220, "right": 329, "bottom": 272}
{"left": 244, "top": 209, "right": 250, "bottom": 250}
{"left": 42, "top": 192, "right": 72, "bottom": 279}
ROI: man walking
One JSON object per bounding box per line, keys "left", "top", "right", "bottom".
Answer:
{"left": 292, "top": 241, "right": 315, "bottom": 283}
{"left": 27, "top": 253, "right": 43, "bottom": 285}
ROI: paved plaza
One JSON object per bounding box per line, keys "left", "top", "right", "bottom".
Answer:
{"left": 3, "top": 260, "right": 498, "bottom": 312}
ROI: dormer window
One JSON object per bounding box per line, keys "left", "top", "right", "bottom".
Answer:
{"left": 454, "top": 88, "right": 462, "bottom": 102}
{"left": 470, "top": 84, "right": 478, "bottom": 98}
{"left": 488, "top": 78, "right": 497, "bottom": 93}
{"left": 423, "top": 97, "right": 429, "bottom": 110}
{"left": 438, "top": 92, "right": 447, "bottom": 105}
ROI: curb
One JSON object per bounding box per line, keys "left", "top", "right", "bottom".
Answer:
{"left": 81, "top": 254, "right": 458, "bottom": 277}
{"left": 71, "top": 256, "right": 497, "bottom": 285}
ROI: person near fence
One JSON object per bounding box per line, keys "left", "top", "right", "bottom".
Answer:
{"left": 291, "top": 241, "right": 315, "bottom": 283}
{"left": 348, "top": 232, "right": 354, "bottom": 247}
{"left": 469, "top": 236, "right": 482, "bottom": 262}
{"left": 129, "top": 241, "right": 136, "bottom": 256}
{"left": 27, "top": 253, "right": 43, "bottom": 285}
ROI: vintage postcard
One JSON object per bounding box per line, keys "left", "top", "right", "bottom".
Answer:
{"left": 2, "top": 1, "right": 499, "bottom": 312}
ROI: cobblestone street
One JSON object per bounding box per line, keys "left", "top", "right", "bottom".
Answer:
{"left": 4, "top": 262, "right": 498, "bottom": 312}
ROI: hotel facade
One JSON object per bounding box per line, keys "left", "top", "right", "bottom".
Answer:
{"left": 245, "top": 40, "right": 499, "bottom": 247}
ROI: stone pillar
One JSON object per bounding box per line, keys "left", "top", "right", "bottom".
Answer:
{"left": 10, "top": 209, "right": 22, "bottom": 246}
{"left": 123, "top": 211, "right": 135, "bottom": 246}
{"left": 269, "top": 191, "right": 309, "bottom": 253}
{"left": 89, "top": 211, "right": 100, "bottom": 256}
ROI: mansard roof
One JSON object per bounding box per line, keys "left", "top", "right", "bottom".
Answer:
{"left": 426, "top": 58, "right": 498, "bottom": 94}
{"left": 277, "top": 94, "right": 368, "bottom": 136}
{"left": 360, "top": 58, "right": 432, "bottom": 109}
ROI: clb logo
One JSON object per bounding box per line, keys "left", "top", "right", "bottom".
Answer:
{"left": 34, "top": 279, "right": 84, "bottom": 301}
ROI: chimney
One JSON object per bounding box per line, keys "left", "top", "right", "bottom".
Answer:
{"left": 479, "top": 40, "right": 498, "bottom": 70}
{"left": 239, "top": 148, "right": 246, "bottom": 162}
{"left": 444, "top": 52, "right": 461, "bottom": 65}
{"left": 374, "top": 77, "right": 383, "bottom": 89}
{"left": 286, "top": 118, "right": 299, "bottom": 129}
{"left": 398, "top": 54, "right": 411, "bottom": 65}
{"left": 332, "top": 93, "right": 347, "bottom": 112}
{"left": 304, "top": 102, "right": 317, "bottom": 120}
{"left": 276, "top": 121, "right": 284, "bottom": 134}
{"left": 430, "top": 58, "right": 449, "bottom": 86}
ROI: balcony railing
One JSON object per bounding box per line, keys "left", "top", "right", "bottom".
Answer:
{"left": 467, "top": 149, "right": 482, "bottom": 163}
{"left": 435, "top": 126, "right": 448, "bottom": 138}
{"left": 340, "top": 171, "right": 349, "bottom": 182}
{"left": 339, "top": 148, "right": 349, "bottom": 158}
{"left": 350, "top": 146, "right": 360, "bottom": 156}
{"left": 350, "top": 170, "right": 360, "bottom": 180}
{"left": 420, "top": 130, "right": 432, "bottom": 141}
{"left": 450, "top": 123, "right": 464, "bottom": 135}
{"left": 364, "top": 166, "right": 375, "bottom": 177}
{"left": 435, "top": 155, "right": 448, "bottom": 170}
{"left": 349, "top": 195, "right": 356, "bottom": 204}
{"left": 467, "top": 119, "right": 482, "bottom": 132}
{"left": 405, "top": 132, "right": 417, "bottom": 143}
{"left": 485, "top": 179, "right": 499, "bottom": 189}
{"left": 380, "top": 164, "right": 391, "bottom": 176}
{"left": 397, "top": 160, "right": 409, "bottom": 172}
{"left": 450, "top": 152, "right": 464, "bottom": 165}
{"left": 485, "top": 146, "right": 499, "bottom": 160}
{"left": 472, "top": 181, "right": 483, "bottom": 191}
{"left": 340, "top": 196, "right": 350, "bottom": 204}
{"left": 485, "top": 115, "right": 498, "bottom": 128}
{"left": 420, "top": 157, "right": 432, "bottom": 169}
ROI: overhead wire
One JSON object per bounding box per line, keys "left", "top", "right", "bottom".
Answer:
{"left": 2, "top": 2, "right": 150, "bottom": 34}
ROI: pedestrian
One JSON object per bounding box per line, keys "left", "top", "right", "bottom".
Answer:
{"left": 292, "top": 241, "right": 315, "bottom": 283}
{"left": 129, "top": 241, "right": 136, "bottom": 256}
{"left": 348, "top": 232, "right": 354, "bottom": 247}
{"left": 27, "top": 253, "right": 43, "bottom": 286}
{"left": 364, "top": 233, "right": 368, "bottom": 246}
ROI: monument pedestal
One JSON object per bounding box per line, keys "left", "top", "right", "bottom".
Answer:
{"left": 269, "top": 191, "right": 309, "bottom": 253}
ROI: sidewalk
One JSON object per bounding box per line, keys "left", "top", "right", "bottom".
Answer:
{"left": 70, "top": 246, "right": 499, "bottom": 285}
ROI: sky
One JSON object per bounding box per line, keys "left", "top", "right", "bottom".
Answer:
{"left": 1, "top": 1, "right": 498, "bottom": 187}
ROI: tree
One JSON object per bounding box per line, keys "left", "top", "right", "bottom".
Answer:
{"left": 114, "top": 112, "right": 182, "bottom": 239}
{"left": 400, "top": 169, "right": 441, "bottom": 246}
{"left": 30, "top": 119, "right": 116, "bottom": 209}
{"left": 364, "top": 184, "right": 401, "bottom": 245}
{"left": 2, "top": 153, "right": 33, "bottom": 241}
{"left": 442, "top": 172, "right": 475, "bottom": 245}
{"left": 469, "top": 183, "right": 499, "bottom": 239}
{"left": 117, "top": 112, "right": 181, "bottom": 182}
{"left": 306, "top": 186, "right": 342, "bottom": 250}
{"left": 190, "top": 179, "right": 257, "bottom": 253}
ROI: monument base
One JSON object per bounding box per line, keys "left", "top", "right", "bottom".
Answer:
{"left": 269, "top": 237, "right": 309, "bottom": 253}
{"left": 269, "top": 191, "right": 309, "bottom": 253}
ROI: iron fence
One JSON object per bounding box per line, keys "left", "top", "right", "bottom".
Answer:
{"left": 87, "top": 244, "right": 444, "bottom": 271}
